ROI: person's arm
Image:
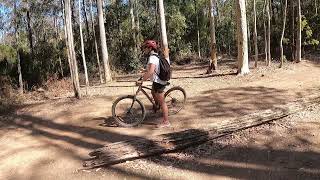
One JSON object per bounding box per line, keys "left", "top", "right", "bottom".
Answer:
{"left": 136, "top": 63, "right": 155, "bottom": 85}
{"left": 142, "top": 63, "right": 155, "bottom": 81}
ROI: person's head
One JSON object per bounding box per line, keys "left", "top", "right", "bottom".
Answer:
{"left": 141, "top": 40, "right": 158, "bottom": 55}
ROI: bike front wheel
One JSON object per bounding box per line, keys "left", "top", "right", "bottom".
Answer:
{"left": 165, "top": 86, "right": 187, "bottom": 115}
{"left": 112, "top": 95, "right": 146, "bottom": 127}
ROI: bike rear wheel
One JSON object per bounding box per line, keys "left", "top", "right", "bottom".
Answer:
{"left": 164, "top": 86, "right": 187, "bottom": 115}
{"left": 112, "top": 95, "right": 146, "bottom": 127}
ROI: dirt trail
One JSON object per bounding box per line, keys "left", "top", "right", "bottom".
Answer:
{"left": 0, "top": 59, "right": 320, "bottom": 180}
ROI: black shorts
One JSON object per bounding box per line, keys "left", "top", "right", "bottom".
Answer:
{"left": 152, "top": 82, "right": 166, "bottom": 93}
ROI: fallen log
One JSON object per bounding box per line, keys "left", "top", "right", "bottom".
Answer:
{"left": 83, "top": 96, "right": 320, "bottom": 169}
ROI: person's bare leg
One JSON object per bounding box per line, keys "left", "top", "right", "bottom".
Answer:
{"left": 151, "top": 90, "right": 157, "bottom": 105}
{"left": 151, "top": 90, "right": 160, "bottom": 111}
{"left": 156, "top": 92, "right": 169, "bottom": 124}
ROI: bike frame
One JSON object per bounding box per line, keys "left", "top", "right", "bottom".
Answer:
{"left": 133, "top": 85, "right": 157, "bottom": 107}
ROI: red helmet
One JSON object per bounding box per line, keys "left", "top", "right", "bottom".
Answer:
{"left": 142, "top": 40, "right": 158, "bottom": 50}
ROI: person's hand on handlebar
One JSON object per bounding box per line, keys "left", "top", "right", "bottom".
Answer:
{"left": 136, "top": 77, "right": 143, "bottom": 86}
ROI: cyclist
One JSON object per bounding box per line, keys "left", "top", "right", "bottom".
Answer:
{"left": 136, "top": 40, "right": 170, "bottom": 128}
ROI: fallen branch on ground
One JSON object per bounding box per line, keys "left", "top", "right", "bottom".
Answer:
{"left": 83, "top": 95, "right": 320, "bottom": 169}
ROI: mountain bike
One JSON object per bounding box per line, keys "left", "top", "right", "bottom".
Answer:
{"left": 112, "top": 82, "right": 186, "bottom": 127}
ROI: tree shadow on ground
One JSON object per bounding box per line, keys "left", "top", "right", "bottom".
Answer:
{"left": 172, "top": 71, "right": 237, "bottom": 79}
{"left": 1, "top": 108, "right": 320, "bottom": 179}
{"left": 1, "top": 85, "right": 320, "bottom": 179}
{"left": 173, "top": 86, "right": 291, "bottom": 129}
{"left": 148, "top": 141, "right": 320, "bottom": 179}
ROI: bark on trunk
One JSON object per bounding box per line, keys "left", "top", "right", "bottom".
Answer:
{"left": 253, "top": 0, "right": 258, "bottom": 68}
{"left": 193, "top": 0, "right": 201, "bottom": 58}
{"left": 207, "top": 0, "right": 218, "bottom": 74}
{"left": 280, "top": 0, "right": 288, "bottom": 68}
{"left": 79, "top": 0, "right": 90, "bottom": 94}
{"left": 235, "top": 0, "right": 250, "bottom": 75}
{"left": 82, "top": 0, "right": 90, "bottom": 37}
{"left": 26, "top": 5, "right": 34, "bottom": 56}
{"left": 158, "top": 0, "right": 170, "bottom": 59}
{"left": 296, "top": 0, "right": 301, "bottom": 63}
{"left": 89, "top": 0, "right": 103, "bottom": 84}
{"left": 291, "top": 0, "right": 295, "bottom": 60}
{"left": 65, "top": 0, "right": 82, "bottom": 98}
{"left": 267, "top": 0, "right": 271, "bottom": 66}
{"left": 62, "top": 0, "right": 74, "bottom": 80}
{"left": 263, "top": 0, "right": 268, "bottom": 64}
{"left": 97, "top": 0, "right": 112, "bottom": 82}
{"left": 129, "top": 0, "right": 138, "bottom": 59}
{"left": 14, "top": 2, "right": 23, "bottom": 94}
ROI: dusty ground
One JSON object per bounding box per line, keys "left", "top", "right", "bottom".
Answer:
{"left": 0, "top": 58, "right": 320, "bottom": 180}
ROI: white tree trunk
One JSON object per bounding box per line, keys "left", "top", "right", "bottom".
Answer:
{"left": 247, "top": 19, "right": 251, "bottom": 56}
{"left": 194, "top": 0, "right": 201, "bottom": 58}
{"left": 316, "top": 0, "right": 318, "bottom": 15}
{"left": 253, "top": 0, "right": 258, "bottom": 68}
{"left": 129, "top": 0, "right": 138, "bottom": 59}
{"left": 97, "top": 0, "right": 112, "bottom": 82}
{"left": 235, "top": 0, "right": 250, "bottom": 75}
{"left": 158, "top": 0, "right": 169, "bottom": 59}
{"left": 61, "top": 0, "right": 73, "bottom": 80}
{"left": 14, "top": 1, "right": 23, "bottom": 94}
{"left": 134, "top": 0, "right": 141, "bottom": 47}
{"left": 296, "top": 0, "right": 301, "bottom": 63}
{"left": 267, "top": 0, "right": 271, "bottom": 66}
{"left": 79, "top": 0, "right": 89, "bottom": 94}
{"left": 89, "top": 0, "right": 103, "bottom": 84}
{"left": 263, "top": 0, "right": 268, "bottom": 64}
{"left": 65, "top": 0, "right": 81, "bottom": 98}
{"left": 291, "top": 0, "right": 295, "bottom": 60}
{"left": 280, "top": 0, "right": 288, "bottom": 68}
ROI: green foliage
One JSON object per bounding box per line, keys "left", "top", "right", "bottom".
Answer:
{"left": 1, "top": 0, "right": 320, "bottom": 90}
{"left": 0, "top": 44, "right": 16, "bottom": 75}
{"left": 0, "top": 44, "right": 16, "bottom": 63}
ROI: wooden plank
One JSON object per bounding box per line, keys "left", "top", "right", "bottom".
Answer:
{"left": 83, "top": 96, "right": 320, "bottom": 169}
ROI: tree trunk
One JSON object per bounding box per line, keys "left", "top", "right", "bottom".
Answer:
{"left": 79, "top": 0, "right": 90, "bottom": 94}
{"left": 62, "top": 0, "right": 73, "bottom": 80}
{"left": 89, "top": 0, "right": 103, "bottom": 84}
{"left": 82, "top": 0, "right": 90, "bottom": 38}
{"left": 291, "top": 0, "right": 295, "bottom": 60}
{"left": 280, "top": 0, "right": 288, "bottom": 68}
{"left": 26, "top": 4, "right": 34, "bottom": 57}
{"left": 158, "top": 0, "right": 170, "bottom": 59}
{"left": 53, "top": 9, "right": 64, "bottom": 77}
{"left": 247, "top": 19, "right": 251, "bottom": 56}
{"left": 267, "top": 0, "right": 271, "bottom": 66}
{"left": 215, "top": 0, "right": 221, "bottom": 22}
{"left": 129, "top": 0, "right": 138, "bottom": 59}
{"left": 14, "top": 2, "right": 23, "bottom": 94}
{"left": 194, "top": 0, "right": 201, "bottom": 58}
{"left": 156, "top": 0, "right": 160, "bottom": 42}
{"left": 316, "top": 0, "right": 318, "bottom": 15}
{"left": 296, "top": 0, "right": 301, "bottom": 63}
{"left": 97, "top": 0, "right": 112, "bottom": 82}
{"left": 65, "top": 0, "right": 82, "bottom": 98}
{"left": 253, "top": 0, "right": 258, "bottom": 68}
{"left": 235, "top": 0, "right": 250, "bottom": 75}
{"left": 135, "top": 0, "right": 141, "bottom": 47}
{"left": 207, "top": 0, "right": 218, "bottom": 74}
{"left": 263, "top": 0, "right": 268, "bottom": 64}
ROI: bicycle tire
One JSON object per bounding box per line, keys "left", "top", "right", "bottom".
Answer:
{"left": 112, "top": 95, "right": 146, "bottom": 127}
{"left": 164, "top": 86, "right": 187, "bottom": 115}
